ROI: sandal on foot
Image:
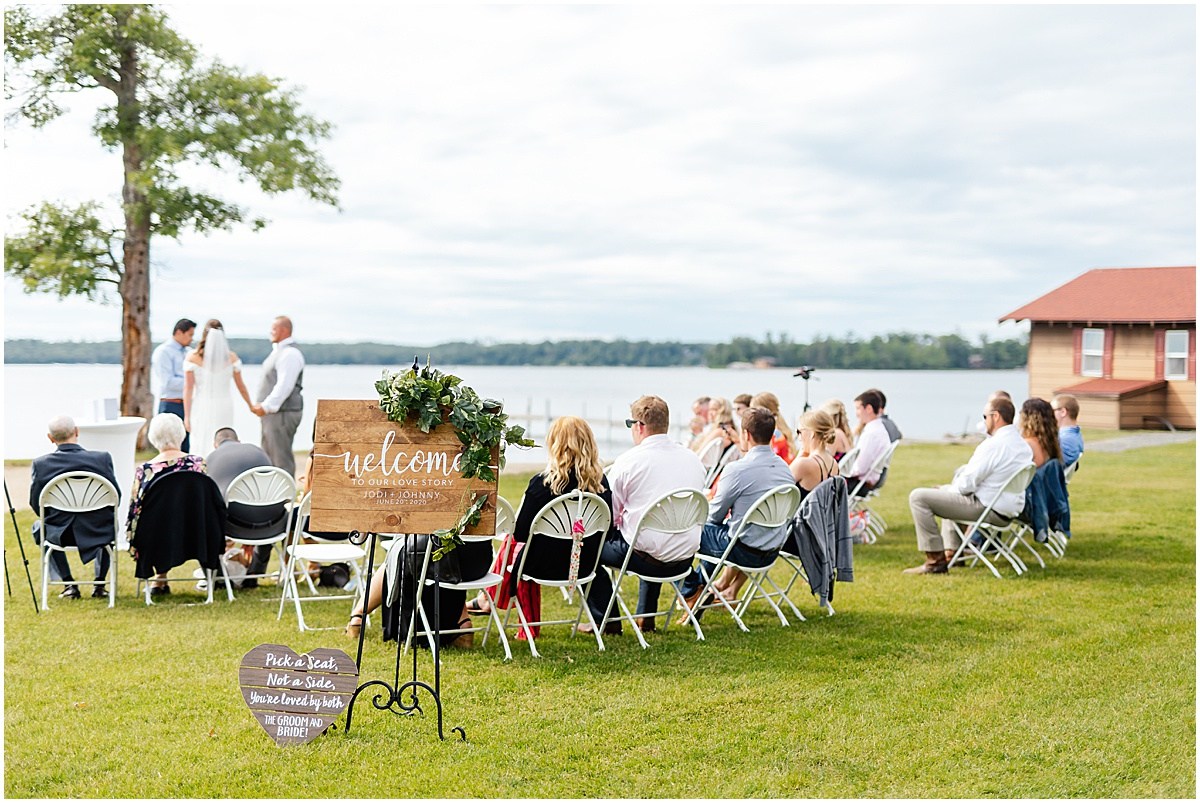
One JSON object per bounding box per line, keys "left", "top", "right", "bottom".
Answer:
{"left": 465, "top": 597, "right": 492, "bottom": 616}
{"left": 344, "top": 613, "right": 363, "bottom": 639}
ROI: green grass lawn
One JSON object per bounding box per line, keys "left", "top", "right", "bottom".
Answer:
{"left": 4, "top": 441, "right": 1195, "bottom": 797}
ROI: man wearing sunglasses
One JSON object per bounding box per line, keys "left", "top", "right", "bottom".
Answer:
{"left": 584, "top": 395, "right": 706, "bottom": 635}
{"left": 905, "top": 396, "right": 1032, "bottom": 574}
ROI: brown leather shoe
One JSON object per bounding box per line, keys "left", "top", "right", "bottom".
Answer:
{"left": 636, "top": 616, "right": 657, "bottom": 633}
{"left": 903, "top": 560, "right": 949, "bottom": 575}
{"left": 904, "top": 551, "right": 949, "bottom": 574}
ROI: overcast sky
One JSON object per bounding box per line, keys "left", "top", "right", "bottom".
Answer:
{"left": 3, "top": 4, "right": 1195, "bottom": 346}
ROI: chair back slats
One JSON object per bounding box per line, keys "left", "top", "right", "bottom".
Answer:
{"left": 837, "top": 446, "right": 860, "bottom": 475}
{"left": 226, "top": 467, "right": 296, "bottom": 506}
{"left": 639, "top": 489, "right": 708, "bottom": 535}
{"left": 742, "top": 484, "right": 802, "bottom": 531}
{"left": 39, "top": 472, "right": 119, "bottom": 513}
{"left": 529, "top": 489, "right": 612, "bottom": 540}
{"left": 697, "top": 437, "right": 724, "bottom": 470}
{"left": 495, "top": 496, "right": 516, "bottom": 537}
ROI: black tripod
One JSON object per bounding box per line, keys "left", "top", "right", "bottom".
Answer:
{"left": 4, "top": 479, "right": 41, "bottom": 614}
{"left": 793, "top": 366, "right": 818, "bottom": 413}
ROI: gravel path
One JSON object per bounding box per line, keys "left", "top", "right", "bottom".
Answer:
{"left": 1086, "top": 431, "right": 1196, "bottom": 452}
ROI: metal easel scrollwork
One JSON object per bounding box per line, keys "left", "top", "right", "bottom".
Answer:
{"left": 343, "top": 528, "right": 465, "bottom": 742}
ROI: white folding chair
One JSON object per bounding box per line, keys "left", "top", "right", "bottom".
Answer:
{"left": 599, "top": 488, "right": 709, "bottom": 649}
{"left": 276, "top": 493, "right": 367, "bottom": 631}
{"left": 501, "top": 489, "right": 612, "bottom": 657}
{"left": 37, "top": 471, "right": 119, "bottom": 610}
{"left": 845, "top": 440, "right": 899, "bottom": 544}
{"left": 768, "top": 476, "right": 850, "bottom": 620}
{"left": 407, "top": 527, "right": 515, "bottom": 661}
{"left": 697, "top": 437, "right": 725, "bottom": 487}
{"left": 690, "top": 484, "right": 802, "bottom": 631}
{"left": 221, "top": 467, "right": 295, "bottom": 595}
{"left": 946, "top": 463, "right": 1037, "bottom": 578}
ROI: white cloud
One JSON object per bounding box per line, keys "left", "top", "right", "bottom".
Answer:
{"left": 4, "top": 5, "right": 1194, "bottom": 348}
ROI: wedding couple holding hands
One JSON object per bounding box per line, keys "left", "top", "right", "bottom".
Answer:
{"left": 151, "top": 314, "right": 304, "bottom": 474}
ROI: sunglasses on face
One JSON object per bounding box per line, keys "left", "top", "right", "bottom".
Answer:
{"left": 625, "top": 419, "right": 641, "bottom": 428}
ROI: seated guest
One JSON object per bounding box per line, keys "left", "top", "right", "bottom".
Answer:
{"left": 790, "top": 410, "right": 842, "bottom": 500}
{"left": 677, "top": 407, "right": 795, "bottom": 617}
{"left": 463, "top": 416, "right": 611, "bottom": 636}
{"left": 583, "top": 396, "right": 706, "bottom": 635}
{"left": 688, "top": 395, "right": 712, "bottom": 447}
{"left": 684, "top": 414, "right": 706, "bottom": 446}
{"left": 344, "top": 530, "right": 493, "bottom": 649}
{"left": 732, "top": 393, "right": 753, "bottom": 422}
{"left": 976, "top": 389, "right": 1012, "bottom": 435}
{"left": 1053, "top": 394, "right": 1085, "bottom": 467}
{"left": 126, "top": 413, "right": 207, "bottom": 595}
{"left": 751, "top": 391, "right": 797, "bottom": 462}
{"left": 818, "top": 398, "right": 854, "bottom": 460}
{"left": 206, "top": 427, "right": 289, "bottom": 588}
{"left": 1020, "top": 398, "right": 1061, "bottom": 467}
{"left": 866, "top": 388, "right": 902, "bottom": 442}
{"left": 29, "top": 415, "right": 121, "bottom": 599}
{"left": 905, "top": 397, "right": 1032, "bottom": 574}
{"left": 692, "top": 397, "right": 735, "bottom": 456}
{"left": 845, "top": 389, "right": 890, "bottom": 496}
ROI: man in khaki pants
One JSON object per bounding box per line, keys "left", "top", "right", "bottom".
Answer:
{"left": 905, "top": 397, "right": 1032, "bottom": 574}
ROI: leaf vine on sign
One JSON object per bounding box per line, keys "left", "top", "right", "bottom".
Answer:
{"left": 374, "top": 359, "right": 534, "bottom": 558}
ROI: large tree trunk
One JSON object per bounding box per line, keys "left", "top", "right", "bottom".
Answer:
{"left": 115, "top": 19, "right": 153, "bottom": 445}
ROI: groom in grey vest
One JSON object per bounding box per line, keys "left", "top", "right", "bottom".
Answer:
{"left": 250, "top": 315, "right": 305, "bottom": 476}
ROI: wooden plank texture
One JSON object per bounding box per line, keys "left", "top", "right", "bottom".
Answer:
{"left": 309, "top": 399, "right": 498, "bottom": 534}
{"left": 238, "top": 644, "right": 359, "bottom": 747}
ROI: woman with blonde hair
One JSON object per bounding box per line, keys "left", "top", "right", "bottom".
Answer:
{"left": 751, "top": 391, "right": 797, "bottom": 462}
{"left": 463, "top": 416, "right": 612, "bottom": 629}
{"left": 790, "top": 409, "right": 842, "bottom": 498}
{"left": 1020, "top": 397, "right": 1061, "bottom": 467}
{"left": 818, "top": 399, "right": 854, "bottom": 460}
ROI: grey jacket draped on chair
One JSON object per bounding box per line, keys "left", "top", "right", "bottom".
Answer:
{"left": 785, "top": 476, "right": 853, "bottom": 608}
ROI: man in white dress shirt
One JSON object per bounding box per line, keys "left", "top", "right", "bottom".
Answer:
{"left": 583, "top": 395, "right": 706, "bottom": 635}
{"left": 846, "top": 389, "right": 891, "bottom": 496}
{"left": 905, "top": 396, "right": 1033, "bottom": 574}
{"left": 250, "top": 315, "right": 305, "bottom": 476}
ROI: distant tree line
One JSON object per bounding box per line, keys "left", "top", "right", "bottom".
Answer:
{"left": 706, "top": 332, "right": 1028, "bottom": 370}
{"left": 5, "top": 332, "right": 1027, "bottom": 369}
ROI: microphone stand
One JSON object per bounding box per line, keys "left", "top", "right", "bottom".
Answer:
{"left": 4, "top": 479, "right": 41, "bottom": 613}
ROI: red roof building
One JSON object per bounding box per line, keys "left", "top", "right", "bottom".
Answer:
{"left": 1000, "top": 266, "right": 1196, "bottom": 430}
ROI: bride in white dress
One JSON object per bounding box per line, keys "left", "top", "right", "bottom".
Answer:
{"left": 183, "top": 319, "right": 253, "bottom": 455}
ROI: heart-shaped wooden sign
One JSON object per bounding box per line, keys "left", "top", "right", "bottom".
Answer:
{"left": 238, "top": 644, "right": 359, "bottom": 746}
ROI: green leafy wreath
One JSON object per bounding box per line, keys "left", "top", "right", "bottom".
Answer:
{"left": 375, "top": 360, "right": 534, "bottom": 559}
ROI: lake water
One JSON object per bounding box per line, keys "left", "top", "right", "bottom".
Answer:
{"left": 4, "top": 364, "right": 1027, "bottom": 463}
{"left": 4, "top": 364, "right": 1026, "bottom": 463}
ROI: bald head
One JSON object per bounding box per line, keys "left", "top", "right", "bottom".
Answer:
{"left": 270, "top": 316, "right": 293, "bottom": 344}
{"left": 47, "top": 415, "right": 78, "bottom": 444}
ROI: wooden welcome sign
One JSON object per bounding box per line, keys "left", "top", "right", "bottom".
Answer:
{"left": 308, "top": 399, "right": 498, "bottom": 535}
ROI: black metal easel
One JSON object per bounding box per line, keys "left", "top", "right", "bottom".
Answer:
{"left": 343, "top": 530, "right": 465, "bottom": 741}
{"left": 4, "top": 479, "right": 41, "bottom": 614}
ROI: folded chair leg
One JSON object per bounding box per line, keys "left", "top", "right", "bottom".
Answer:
{"left": 511, "top": 597, "right": 541, "bottom": 658}
{"left": 672, "top": 584, "right": 705, "bottom": 641}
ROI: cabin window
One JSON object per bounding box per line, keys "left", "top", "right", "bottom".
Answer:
{"left": 1165, "top": 330, "right": 1189, "bottom": 380}
{"left": 1080, "top": 328, "right": 1104, "bottom": 377}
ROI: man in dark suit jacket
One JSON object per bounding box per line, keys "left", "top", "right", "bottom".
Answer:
{"left": 206, "top": 427, "right": 286, "bottom": 587}
{"left": 30, "top": 416, "right": 121, "bottom": 599}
